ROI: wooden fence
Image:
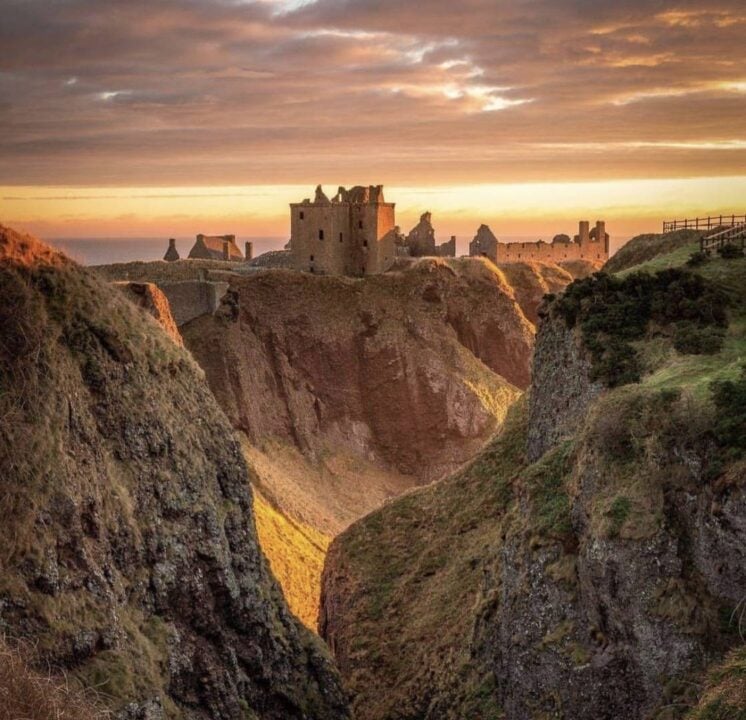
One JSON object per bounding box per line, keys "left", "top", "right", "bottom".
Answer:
{"left": 663, "top": 214, "right": 746, "bottom": 232}
{"left": 700, "top": 223, "right": 746, "bottom": 254}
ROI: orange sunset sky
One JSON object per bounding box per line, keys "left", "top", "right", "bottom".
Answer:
{"left": 1, "top": 0, "right": 745, "bottom": 244}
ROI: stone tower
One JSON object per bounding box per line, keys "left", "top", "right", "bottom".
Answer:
{"left": 289, "top": 185, "right": 397, "bottom": 276}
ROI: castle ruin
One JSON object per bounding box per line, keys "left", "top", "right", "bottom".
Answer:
{"left": 288, "top": 185, "right": 608, "bottom": 275}
{"left": 188, "top": 234, "right": 244, "bottom": 261}
{"left": 288, "top": 185, "right": 457, "bottom": 276}
{"left": 469, "top": 220, "right": 609, "bottom": 264}
{"left": 402, "top": 212, "right": 457, "bottom": 259}
{"left": 289, "top": 185, "right": 399, "bottom": 276}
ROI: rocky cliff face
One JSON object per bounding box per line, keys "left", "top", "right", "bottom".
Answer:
{"left": 495, "top": 259, "right": 597, "bottom": 325}
{"left": 526, "top": 301, "right": 602, "bottom": 461}
{"left": 182, "top": 257, "right": 531, "bottom": 511}
{"left": 0, "top": 226, "right": 349, "bottom": 720}
{"left": 113, "top": 281, "right": 183, "bottom": 345}
{"left": 319, "top": 247, "right": 746, "bottom": 719}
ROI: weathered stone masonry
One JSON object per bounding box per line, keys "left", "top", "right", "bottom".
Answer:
{"left": 290, "top": 185, "right": 398, "bottom": 276}
{"left": 469, "top": 220, "right": 609, "bottom": 264}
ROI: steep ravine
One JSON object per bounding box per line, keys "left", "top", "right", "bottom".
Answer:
{"left": 98, "top": 255, "right": 595, "bottom": 628}
{"left": 0, "top": 226, "right": 349, "bottom": 720}
{"left": 319, "top": 245, "right": 746, "bottom": 719}
{"left": 179, "top": 258, "right": 533, "bottom": 625}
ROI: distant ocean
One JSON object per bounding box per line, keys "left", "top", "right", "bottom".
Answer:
{"left": 45, "top": 237, "right": 288, "bottom": 266}
{"left": 44, "top": 235, "right": 626, "bottom": 266}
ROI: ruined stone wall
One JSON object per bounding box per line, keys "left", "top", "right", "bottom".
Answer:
{"left": 494, "top": 237, "right": 607, "bottom": 264}
{"left": 437, "top": 236, "right": 456, "bottom": 257}
{"left": 158, "top": 280, "right": 229, "bottom": 326}
{"left": 290, "top": 202, "right": 353, "bottom": 275}
{"left": 360, "top": 203, "right": 396, "bottom": 274}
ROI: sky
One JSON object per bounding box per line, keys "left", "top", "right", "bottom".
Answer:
{"left": 1, "top": 0, "right": 745, "bottom": 243}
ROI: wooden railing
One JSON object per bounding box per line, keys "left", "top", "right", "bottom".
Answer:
{"left": 700, "top": 222, "right": 746, "bottom": 254}
{"left": 663, "top": 214, "right": 746, "bottom": 232}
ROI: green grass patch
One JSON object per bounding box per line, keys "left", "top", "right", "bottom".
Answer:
{"left": 607, "top": 496, "right": 632, "bottom": 537}
{"left": 524, "top": 441, "right": 574, "bottom": 538}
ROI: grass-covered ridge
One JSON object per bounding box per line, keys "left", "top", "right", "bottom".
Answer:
{"left": 604, "top": 229, "right": 703, "bottom": 274}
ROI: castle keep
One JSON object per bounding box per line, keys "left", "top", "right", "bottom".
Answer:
{"left": 290, "top": 185, "right": 399, "bottom": 276}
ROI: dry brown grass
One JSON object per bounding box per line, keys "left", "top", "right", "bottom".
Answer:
{"left": 0, "top": 640, "right": 107, "bottom": 720}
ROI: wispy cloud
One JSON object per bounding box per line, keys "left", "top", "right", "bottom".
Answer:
{"left": 0, "top": 0, "right": 744, "bottom": 185}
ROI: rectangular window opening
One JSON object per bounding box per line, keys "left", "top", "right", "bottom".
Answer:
{"left": 299, "top": 211, "right": 304, "bottom": 220}
{"left": 319, "top": 229, "right": 324, "bottom": 240}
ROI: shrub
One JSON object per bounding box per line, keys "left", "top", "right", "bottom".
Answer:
{"left": 550, "top": 269, "right": 729, "bottom": 387}
{"left": 717, "top": 243, "right": 745, "bottom": 260}
{"left": 686, "top": 251, "right": 709, "bottom": 267}
{"left": 608, "top": 496, "right": 631, "bottom": 536}
{"left": 710, "top": 367, "right": 746, "bottom": 460}
{"left": 673, "top": 324, "right": 726, "bottom": 355}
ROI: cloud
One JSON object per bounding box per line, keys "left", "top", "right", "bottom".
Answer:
{"left": 0, "top": 0, "right": 744, "bottom": 185}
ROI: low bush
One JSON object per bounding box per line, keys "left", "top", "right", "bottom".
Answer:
{"left": 551, "top": 269, "right": 729, "bottom": 387}
{"left": 710, "top": 366, "right": 746, "bottom": 461}
{"left": 717, "top": 243, "right": 745, "bottom": 259}
{"left": 673, "top": 324, "right": 726, "bottom": 355}
{"left": 608, "top": 496, "right": 632, "bottom": 537}
{"left": 686, "top": 251, "right": 709, "bottom": 267}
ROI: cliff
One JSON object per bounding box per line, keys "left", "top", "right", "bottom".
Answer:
{"left": 183, "top": 257, "right": 532, "bottom": 485}
{"left": 0, "top": 226, "right": 349, "bottom": 720}
{"left": 181, "top": 257, "right": 531, "bottom": 626}
{"left": 319, "top": 236, "right": 746, "bottom": 719}
{"left": 97, "top": 254, "right": 596, "bottom": 629}
{"left": 113, "top": 281, "right": 183, "bottom": 346}
{"left": 495, "top": 259, "right": 597, "bottom": 324}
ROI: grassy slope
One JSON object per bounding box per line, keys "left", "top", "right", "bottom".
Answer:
{"left": 322, "top": 402, "right": 528, "bottom": 720}
{"left": 323, "top": 238, "right": 746, "bottom": 719}
{"left": 0, "top": 640, "right": 105, "bottom": 720}
{"left": 604, "top": 229, "right": 703, "bottom": 274}
{"left": 253, "top": 488, "right": 330, "bottom": 630}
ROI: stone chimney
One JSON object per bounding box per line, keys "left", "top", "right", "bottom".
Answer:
{"left": 163, "top": 237, "right": 179, "bottom": 262}
{"left": 245, "top": 241, "right": 253, "bottom": 261}
{"left": 222, "top": 240, "right": 230, "bottom": 261}
{"left": 578, "top": 221, "right": 590, "bottom": 244}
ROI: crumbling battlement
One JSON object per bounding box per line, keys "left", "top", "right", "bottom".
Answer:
{"left": 469, "top": 220, "right": 609, "bottom": 264}
{"left": 400, "top": 212, "right": 456, "bottom": 259}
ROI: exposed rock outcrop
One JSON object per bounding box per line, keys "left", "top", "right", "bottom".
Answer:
{"left": 113, "top": 281, "right": 183, "bottom": 345}
{"left": 526, "top": 300, "right": 602, "bottom": 461}
{"left": 0, "top": 225, "right": 350, "bottom": 720}
{"left": 183, "top": 258, "right": 531, "bottom": 491}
